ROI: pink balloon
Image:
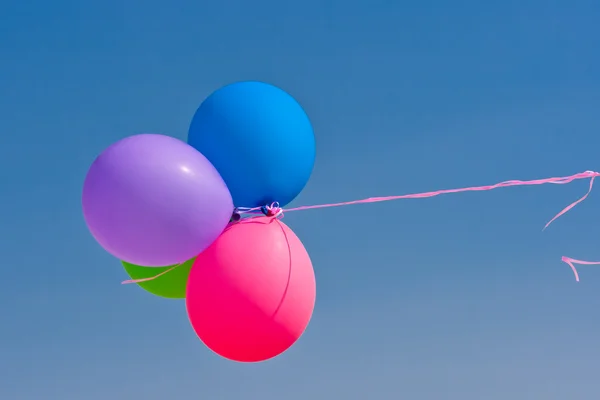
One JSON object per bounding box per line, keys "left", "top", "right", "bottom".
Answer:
{"left": 186, "top": 217, "right": 316, "bottom": 362}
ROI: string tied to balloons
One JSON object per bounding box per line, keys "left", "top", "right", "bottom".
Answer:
{"left": 234, "top": 202, "right": 284, "bottom": 219}
{"left": 123, "top": 170, "right": 600, "bottom": 285}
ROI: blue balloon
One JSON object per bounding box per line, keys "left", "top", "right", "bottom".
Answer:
{"left": 187, "top": 81, "right": 315, "bottom": 208}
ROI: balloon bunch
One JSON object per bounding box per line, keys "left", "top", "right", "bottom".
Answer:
{"left": 84, "top": 81, "right": 600, "bottom": 364}
{"left": 83, "top": 81, "right": 317, "bottom": 362}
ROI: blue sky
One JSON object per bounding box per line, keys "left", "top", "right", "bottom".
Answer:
{"left": 2, "top": 0, "right": 600, "bottom": 398}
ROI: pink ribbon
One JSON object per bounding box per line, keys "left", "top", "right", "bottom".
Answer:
{"left": 123, "top": 170, "right": 599, "bottom": 284}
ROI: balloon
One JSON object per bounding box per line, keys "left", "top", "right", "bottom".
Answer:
{"left": 187, "top": 81, "right": 316, "bottom": 208}
{"left": 186, "top": 217, "right": 316, "bottom": 362}
{"left": 122, "top": 258, "right": 195, "bottom": 299}
{"left": 82, "top": 134, "right": 233, "bottom": 266}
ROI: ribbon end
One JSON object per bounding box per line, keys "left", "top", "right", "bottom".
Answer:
{"left": 120, "top": 264, "right": 182, "bottom": 286}
{"left": 561, "top": 256, "right": 580, "bottom": 282}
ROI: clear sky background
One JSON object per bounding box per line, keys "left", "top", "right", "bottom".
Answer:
{"left": 2, "top": 0, "right": 600, "bottom": 399}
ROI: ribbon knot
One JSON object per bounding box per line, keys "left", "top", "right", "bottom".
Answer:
{"left": 261, "top": 202, "right": 284, "bottom": 219}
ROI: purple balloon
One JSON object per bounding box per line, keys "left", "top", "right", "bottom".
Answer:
{"left": 82, "top": 134, "right": 233, "bottom": 266}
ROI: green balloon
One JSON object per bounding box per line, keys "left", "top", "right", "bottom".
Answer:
{"left": 121, "top": 258, "right": 195, "bottom": 299}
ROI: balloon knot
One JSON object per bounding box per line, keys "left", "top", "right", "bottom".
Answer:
{"left": 230, "top": 209, "right": 241, "bottom": 223}
{"left": 261, "top": 202, "right": 284, "bottom": 219}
